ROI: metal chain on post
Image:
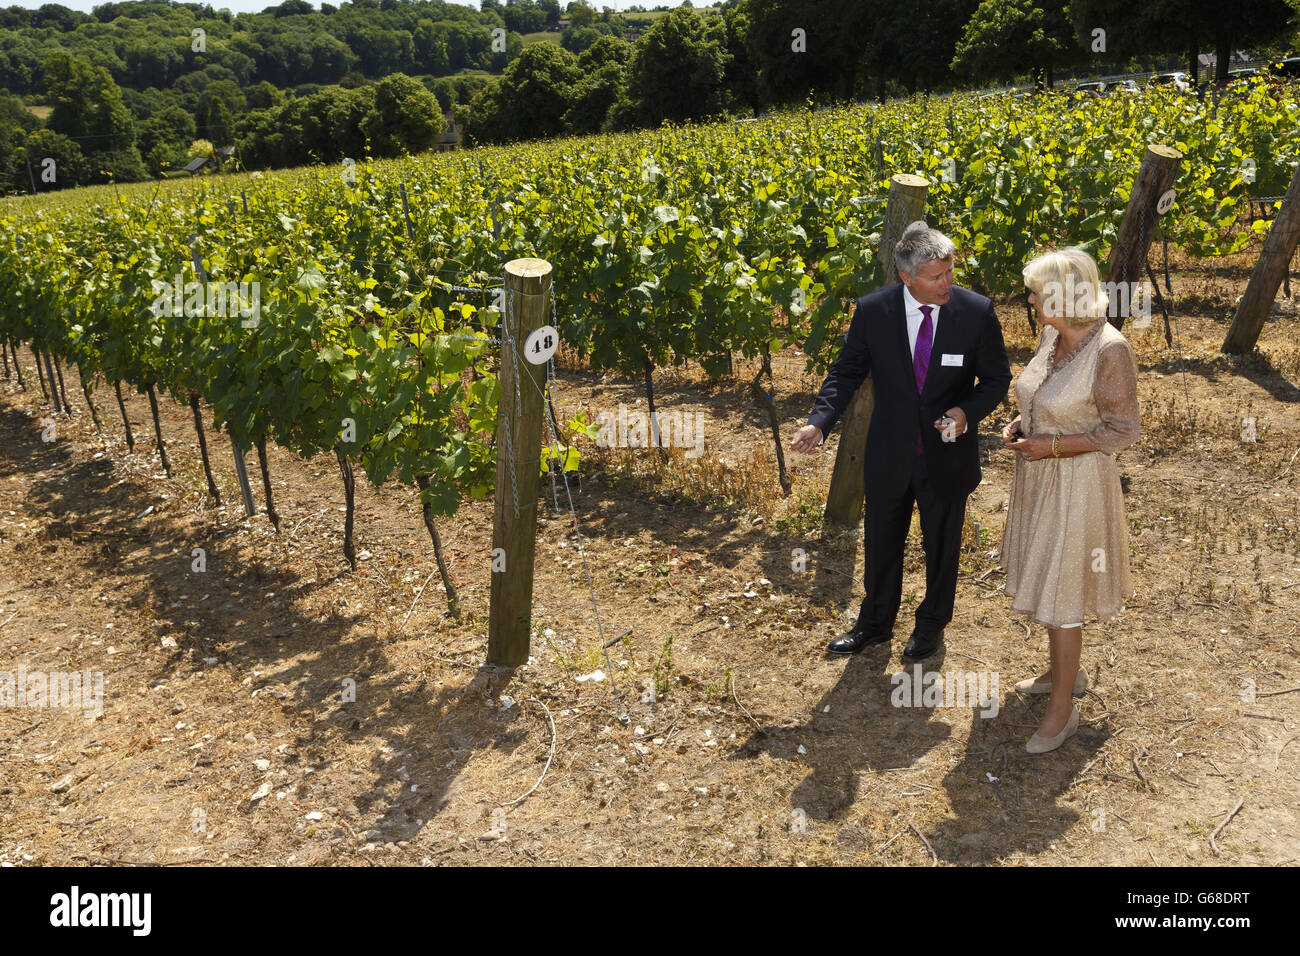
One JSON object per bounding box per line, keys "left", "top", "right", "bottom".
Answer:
{"left": 513, "top": 296, "right": 624, "bottom": 713}
{"left": 500, "top": 413, "right": 518, "bottom": 520}
{"left": 540, "top": 289, "right": 566, "bottom": 512}
{"left": 540, "top": 361, "right": 561, "bottom": 512}
{"left": 502, "top": 268, "right": 522, "bottom": 520}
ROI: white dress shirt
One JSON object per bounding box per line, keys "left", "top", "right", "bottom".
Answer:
{"left": 902, "top": 283, "right": 967, "bottom": 434}
{"left": 902, "top": 283, "right": 941, "bottom": 359}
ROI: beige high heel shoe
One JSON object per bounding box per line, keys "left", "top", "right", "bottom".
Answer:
{"left": 1026, "top": 707, "right": 1079, "bottom": 754}
{"left": 1014, "top": 668, "right": 1087, "bottom": 696}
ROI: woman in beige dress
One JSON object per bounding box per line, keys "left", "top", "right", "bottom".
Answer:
{"left": 1001, "top": 247, "right": 1140, "bottom": 753}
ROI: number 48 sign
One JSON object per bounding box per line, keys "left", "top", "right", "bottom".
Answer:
{"left": 525, "top": 325, "right": 559, "bottom": 365}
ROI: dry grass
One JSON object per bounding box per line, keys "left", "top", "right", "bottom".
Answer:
{"left": 1, "top": 240, "right": 1299, "bottom": 865}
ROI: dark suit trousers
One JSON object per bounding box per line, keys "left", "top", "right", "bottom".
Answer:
{"left": 857, "top": 454, "right": 966, "bottom": 634}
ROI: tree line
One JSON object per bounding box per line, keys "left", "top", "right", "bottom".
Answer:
{"left": 0, "top": 0, "right": 1296, "bottom": 193}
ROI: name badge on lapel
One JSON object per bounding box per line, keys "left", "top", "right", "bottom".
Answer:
{"left": 941, "top": 353, "right": 964, "bottom": 366}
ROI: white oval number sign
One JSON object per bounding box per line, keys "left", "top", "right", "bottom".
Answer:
{"left": 524, "top": 325, "right": 559, "bottom": 365}
{"left": 1156, "top": 189, "right": 1176, "bottom": 215}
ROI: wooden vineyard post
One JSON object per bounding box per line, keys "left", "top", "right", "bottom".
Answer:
{"left": 489, "top": 258, "right": 552, "bottom": 666}
{"left": 1105, "top": 144, "right": 1182, "bottom": 332}
{"left": 824, "top": 173, "right": 929, "bottom": 529}
{"left": 1222, "top": 163, "right": 1300, "bottom": 354}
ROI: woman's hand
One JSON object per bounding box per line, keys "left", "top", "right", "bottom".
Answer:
{"left": 1000, "top": 417, "right": 1023, "bottom": 447}
{"left": 1007, "top": 433, "right": 1054, "bottom": 461}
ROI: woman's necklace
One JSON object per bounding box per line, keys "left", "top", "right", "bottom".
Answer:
{"left": 1052, "top": 337, "right": 1070, "bottom": 366}
{"left": 1051, "top": 324, "right": 1090, "bottom": 368}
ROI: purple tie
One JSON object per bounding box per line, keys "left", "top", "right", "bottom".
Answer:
{"left": 914, "top": 305, "right": 933, "bottom": 455}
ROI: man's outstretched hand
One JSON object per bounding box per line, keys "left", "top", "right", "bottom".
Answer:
{"left": 790, "top": 424, "right": 823, "bottom": 453}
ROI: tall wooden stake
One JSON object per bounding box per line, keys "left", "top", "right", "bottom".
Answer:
{"left": 824, "top": 173, "right": 928, "bottom": 528}
{"left": 1105, "top": 144, "right": 1182, "bottom": 331}
{"left": 489, "top": 257, "right": 551, "bottom": 667}
{"left": 1223, "top": 161, "right": 1300, "bottom": 354}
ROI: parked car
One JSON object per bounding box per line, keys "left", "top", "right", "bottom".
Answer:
{"left": 1220, "top": 67, "right": 1261, "bottom": 85}
{"left": 1148, "top": 71, "right": 1191, "bottom": 92}
{"left": 1264, "top": 56, "right": 1300, "bottom": 80}
{"left": 1230, "top": 57, "right": 1300, "bottom": 97}
{"left": 1214, "top": 67, "right": 1261, "bottom": 96}
{"left": 1112, "top": 79, "right": 1141, "bottom": 94}
{"left": 1073, "top": 81, "right": 1105, "bottom": 98}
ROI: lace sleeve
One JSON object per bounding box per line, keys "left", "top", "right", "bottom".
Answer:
{"left": 1085, "top": 340, "right": 1140, "bottom": 454}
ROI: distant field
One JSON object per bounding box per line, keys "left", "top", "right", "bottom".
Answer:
{"left": 25, "top": 105, "right": 51, "bottom": 120}
{"left": 525, "top": 8, "right": 719, "bottom": 42}
{"left": 619, "top": 7, "right": 722, "bottom": 20}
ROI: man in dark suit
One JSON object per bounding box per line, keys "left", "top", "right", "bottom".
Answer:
{"left": 790, "top": 222, "right": 1011, "bottom": 660}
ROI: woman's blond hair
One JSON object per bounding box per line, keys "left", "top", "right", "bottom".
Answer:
{"left": 1023, "top": 247, "right": 1109, "bottom": 327}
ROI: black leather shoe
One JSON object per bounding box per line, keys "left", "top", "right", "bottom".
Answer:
{"left": 902, "top": 627, "right": 943, "bottom": 661}
{"left": 827, "top": 627, "right": 893, "bottom": 654}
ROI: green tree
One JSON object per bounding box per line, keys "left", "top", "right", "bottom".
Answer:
{"left": 1067, "top": 0, "right": 1293, "bottom": 82}
{"left": 0, "top": 32, "right": 43, "bottom": 94}
{"left": 561, "top": 25, "right": 602, "bottom": 52}
{"left": 503, "top": 0, "right": 548, "bottom": 33}
{"left": 740, "top": 0, "right": 876, "bottom": 103}
{"left": 41, "top": 49, "right": 146, "bottom": 183}
{"left": 137, "top": 104, "right": 197, "bottom": 177}
{"left": 467, "top": 43, "right": 580, "bottom": 141}
{"left": 622, "top": 6, "right": 730, "bottom": 125}
{"left": 414, "top": 18, "right": 452, "bottom": 74}
{"left": 952, "top": 0, "right": 1082, "bottom": 87}
{"left": 247, "top": 80, "right": 285, "bottom": 111}
{"left": 18, "top": 129, "right": 89, "bottom": 190}
{"left": 721, "top": 0, "right": 760, "bottom": 115}
{"left": 0, "top": 93, "right": 39, "bottom": 192}
{"left": 569, "top": 2, "right": 598, "bottom": 27}
{"left": 564, "top": 35, "right": 631, "bottom": 132}
{"left": 362, "top": 72, "right": 446, "bottom": 157}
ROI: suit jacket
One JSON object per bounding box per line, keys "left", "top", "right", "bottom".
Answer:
{"left": 808, "top": 283, "right": 1011, "bottom": 501}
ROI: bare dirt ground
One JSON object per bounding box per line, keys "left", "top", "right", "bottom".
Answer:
{"left": 2, "top": 242, "right": 1299, "bottom": 866}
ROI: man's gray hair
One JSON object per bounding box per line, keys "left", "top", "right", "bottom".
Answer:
{"left": 893, "top": 221, "right": 956, "bottom": 278}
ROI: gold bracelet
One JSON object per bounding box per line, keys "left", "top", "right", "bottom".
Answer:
{"left": 1051, "top": 434, "right": 1061, "bottom": 458}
